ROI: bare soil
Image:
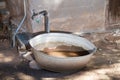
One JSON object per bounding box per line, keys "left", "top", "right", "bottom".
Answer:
{"left": 0, "top": 33, "right": 120, "bottom": 80}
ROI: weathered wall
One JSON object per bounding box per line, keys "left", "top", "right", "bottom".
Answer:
{"left": 107, "top": 0, "right": 120, "bottom": 30}
{"left": 5, "top": 0, "right": 119, "bottom": 33}
{"left": 5, "top": 0, "right": 32, "bottom": 32}
{"left": 5, "top": 0, "right": 23, "bottom": 17}
{"left": 29, "top": 0, "right": 106, "bottom": 33}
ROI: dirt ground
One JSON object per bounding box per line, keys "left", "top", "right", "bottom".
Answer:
{"left": 0, "top": 32, "right": 120, "bottom": 80}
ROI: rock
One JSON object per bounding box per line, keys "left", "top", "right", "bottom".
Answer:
{"left": 29, "top": 60, "right": 41, "bottom": 70}
{"left": 116, "top": 40, "right": 120, "bottom": 44}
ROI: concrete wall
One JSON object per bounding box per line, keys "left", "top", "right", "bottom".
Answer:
{"left": 29, "top": 0, "right": 107, "bottom": 33}
{"left": 6, "top": 0, "right": 109, "bottom": 33}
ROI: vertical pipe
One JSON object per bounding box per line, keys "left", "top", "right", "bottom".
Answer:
{"left": 32, "top": 10, "right": 50, "bottom": 33}
{"left": 44, "top": 12, "right": 50, "bottom": 33}
{"left": 12, "top": 0, "right": 27, "bottom": 47}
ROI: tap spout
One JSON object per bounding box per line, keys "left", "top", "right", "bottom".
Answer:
{"left": 32, "top": 10, "right": 50, "bottom": 33}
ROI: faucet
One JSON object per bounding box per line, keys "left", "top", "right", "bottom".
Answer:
{"left": 32, "top": 10, "right": 50, "bottom": 33}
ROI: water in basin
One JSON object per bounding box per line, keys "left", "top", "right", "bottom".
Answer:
{"left": 34, "top": 42, "right": 90, "bottom": 58}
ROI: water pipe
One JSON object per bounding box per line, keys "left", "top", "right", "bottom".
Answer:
{"left": 31, "top": 10, "right": 50, "bottom": 33}
{"left": 12, "top": 0, "right": 27, "bottom": 47}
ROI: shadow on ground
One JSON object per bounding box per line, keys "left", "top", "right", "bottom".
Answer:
{"left": 0, "top": 32, "right": 120, "bottom": 80}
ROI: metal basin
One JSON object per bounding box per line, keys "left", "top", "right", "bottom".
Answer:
{"left": 29, "top": 33, "right": 96, "bottom": 72}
